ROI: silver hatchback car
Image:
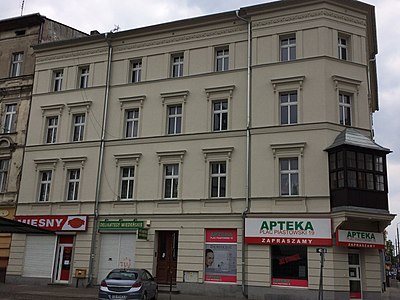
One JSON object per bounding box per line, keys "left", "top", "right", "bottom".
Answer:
{"left": 98, "top": 268, "right": 158, "bottom": 300}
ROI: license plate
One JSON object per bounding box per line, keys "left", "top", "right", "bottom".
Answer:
{"left": 111, "top": 295, "right": 127, "bottom": 299}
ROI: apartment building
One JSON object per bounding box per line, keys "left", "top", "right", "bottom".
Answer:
{"left": 0, "top": 13, "right": 86, "bottom": 282}
{"left": 6, "top": 1, "right": 393, "bottom": 299}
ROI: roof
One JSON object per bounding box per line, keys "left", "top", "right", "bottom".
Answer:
{"left": 325, "top": 127, "right": 391, "bottom": 152}
{"left": 0, "top": 216, "right": 54, "bottom": 234}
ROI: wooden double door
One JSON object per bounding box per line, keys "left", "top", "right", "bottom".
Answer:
{"left": 156, "top": 231, "right": 178, "bottom": 284}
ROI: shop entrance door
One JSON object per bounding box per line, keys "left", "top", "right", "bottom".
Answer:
{"left": 156, "top": 231, "right": 178, "bottom": 284}
{"left": 54, "top": 236, "right": 74, "bottom": 282}
{"left": 348, "top": 252, "right": 362, "bottom": 299}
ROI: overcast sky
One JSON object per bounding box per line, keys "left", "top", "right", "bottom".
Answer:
{"left": 1, "top": 0, "right": 399, "bottom": 246}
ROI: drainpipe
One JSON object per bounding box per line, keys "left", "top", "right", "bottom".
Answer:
{"left": 236, "top": 10, "right": 251, "bottom": 299}
{"left": 87, "top": 33, "right": 113, "bottom": 286}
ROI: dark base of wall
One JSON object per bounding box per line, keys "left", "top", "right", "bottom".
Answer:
{"left": 6, "top": 275, "right": 51, "bottom": 286}
{"left": 177, "top": 283, "right": 383, "bottom": 300}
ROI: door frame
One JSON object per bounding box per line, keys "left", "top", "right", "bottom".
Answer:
{"left": 348, "top": 250, "right": 362, "bottom": 300}
{"left": 53, "top": 235, "right": 74, "bottom": 283}
{"left": 155, "top": 230, "right": 179, "bottom": 284}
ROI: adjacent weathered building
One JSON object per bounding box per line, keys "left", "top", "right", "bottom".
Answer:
{"left": 6, "top": 1, "right": 393, "bottom": 299}
{"left": 0, "top": 13, "right": 86, "bottom": 282}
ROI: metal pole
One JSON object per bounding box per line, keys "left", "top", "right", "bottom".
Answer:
{"left": 397, "top": 225, "right": 400, "bottom": 279}
{"left": 318, "top": 251, "right": 325, "bottom": 300}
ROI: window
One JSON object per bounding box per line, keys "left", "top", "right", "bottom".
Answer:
{"left": 2, "top": 104, "right": 17, "bottom": 133}
{"left": 339, "top": 93, "right": 352, "bottom": 126}
{"left": 329, "top": 151, "right": 387, "bottom": 192}
{"left": 10, "top": 52, "right": 23, "bottom": 77}
{"left": 215, "top": 47, "right": 229, "bottom": 71}
{"left": 45, "top": 116, "right": 58, "bottom": 144}
{"left": 125, "top": 109, "right": 139, "bottom": 138}
{"left": 338, "top": 35, "right": 349, "bottom": 60}
{"left": 280, "top": 35, "right": 296, "bottom": 61}
{"left": 53, "top": 70, "right": 63, "bottom": 92}
{"left": 271, "top": 245, "right": 308, "bottom": 287}
{"left": 210, "top": 162, "right": 226, "bottom": 198}
{"left": 163, "top": 164, "right": 179, "bottom": 199}
{"left": 280, "top": 158, "right": 299, "bottom": 196}
{"left": 280, "top": 92, "right": 298, "bottom": 125}
{"left": 131, "top": 60, "right": 142, "bottom": 83}
{"left": 120, "top": 166, "right": 135, "bottom": 200}
{"left": 167, "top": 105, "right": 182, "bottom": 135}
{"left": 213, "top": 100, "right": 228, "bottom": 131}
{"left": 114, "top": 153, "right": 142, "bottom": 201}
{"left": 66, "top": 169, "right": 80, "bottom": 201}
{"left": 38, "top": 170, "right": 52, "bottom": 202}
{"left": 0, "top": 159, "right": 9, "bottom": 192}
{"left": 72, "top": 114, "right": 85, "bottom": 142}
{"left": 171, "top": 53, "right": 184, "bottom": 78}
{"left": 79, "top": 66, "right": 89, "bottom": 88}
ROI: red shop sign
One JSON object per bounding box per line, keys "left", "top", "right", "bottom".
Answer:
{"left": 206, "top": 228, "right": 237, "bottom": 243}
{"left": 15, "top": 215, "right": 88, "bottom": 231}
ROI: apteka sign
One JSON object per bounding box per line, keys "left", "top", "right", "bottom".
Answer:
{"left": 336, "top": 229, "right": 384, "bottom": 249}
{"left": 245, "top": 218, "right": 332, "bottom": 246}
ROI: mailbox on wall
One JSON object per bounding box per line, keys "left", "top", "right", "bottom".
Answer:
{"left": 74, "top": 268, "right": 86, "bottom": 278}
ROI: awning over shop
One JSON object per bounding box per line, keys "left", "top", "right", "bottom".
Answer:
{"left": 0, "top": 216, "right": 54, "bottom": 234}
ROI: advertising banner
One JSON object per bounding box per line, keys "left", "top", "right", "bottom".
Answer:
{"left": 245, "top": 218, "right": 332, "bottom": 246}
{"left": 15, "top": 215, "right": 88, "bottom": 231}
{"left": 336, "top": 229, "right": 384, "bottom": 249}
{"left": 205, "top": 229, "right": 237, "bottom": 283}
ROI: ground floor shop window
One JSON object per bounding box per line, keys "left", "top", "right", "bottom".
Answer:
{"left": 271, "top": 245, "right": 308, "bottom": 287}
{"left": 204, "top": 228, "right": 237, "bottom": 283}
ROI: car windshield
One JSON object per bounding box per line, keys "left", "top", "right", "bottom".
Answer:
{"left": 107, "top": 271, "right": 138, "bottom": 280}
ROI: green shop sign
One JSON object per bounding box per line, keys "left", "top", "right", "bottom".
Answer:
{"left": 99, "top": 219, "right": 144, "bottom": 230}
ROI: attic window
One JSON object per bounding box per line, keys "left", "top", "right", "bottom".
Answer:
{"left": 15, "top": 30, "right": 26, "bottom": 36}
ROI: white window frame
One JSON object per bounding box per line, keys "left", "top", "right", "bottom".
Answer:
{"left": 202, "top": 147, "right": 233, "bottom": 199}
{"left": 119, "top": 95, "right": 145, "bottom": 138}
{"left": 40, "top": 104, "right": 64, "bottom": 144}
{"left": 167, "top": 104, "right": 182, "bottom": 135}
{"left": 71, "top": 113, "right": 86, "bottom": 142}
{"left": 34, "top": 158, "right": 58, "bottom": 203}
{"left": 215, "top": 47, "right": 229, "bottom": 72}
{"left": 2, "top": 103, "right": 17, "bottom": 133}
{"left": 171, "top": 53, "right": 184, "bottom": 78}
{"left": 210, "top": 161, "right": 227, "bottom": 198}
{"left": 53, "top": 70, "right": 64, "bottom": 92}
{"left": 339, "top": 93, "right": 352, "bottom": 126}
{"left": 125, "top": 108, "right": 140, "bottom": 138}
{"left": 10, "top": 52, "right": 23, "bottom": 77}
{"left": 114, "top": 153, "right": 142, "bottom": 201}
{"left": 279, "top": 91, "right": 298, "bottom": 125}
{"left": 212, "top": 100, "right": 228, "bottom": 131}
{"left": 157, "top": 150, "right": 186, "bottom": 200}
{"left": 61, "top": 156, "right": 86, "bottom": 202}
{"left": 271, "top": 76, "right": 304, "bottom": 126}
{"left": 279, "top": 158, "right": 299, "bottom": 196}
{"left": 163, "top": 163, "right": 179, "bottom": 199}
{"left": 332, "top": 75, "right": 361, "bottom": 127}
{"left": 161, "top": 91, "right": 188, "bottom": 135}
{"left": 0, "top": 158, "right": 9, "bottom": 193}
{"left": 45, "top": 116, "right": 59, "bottom": 144}
{"left": 131, "top": 59, "right": 142, "bottom": 83}
{"left": 78, "top": 65, "right": 90, "bottom": 88}
{"left": 280, "top": 34, "right": 296, "bottom": 61}
{"left": 205, "top": 85, "right": 235, "bottom": 132}
{"left": 338, "top": 33, "right": 350, "bottom": 61}
{"left": 66, "top": 168, "right": 80, "bottom": 201}
{"left": 120, "top": 166, "right": 135, "bottom": 200}
{"left": 271, "top": 142, "right": 305, "bottom": 197}
{"left": 66, "top": 101, "right": 92, "bottom": 142}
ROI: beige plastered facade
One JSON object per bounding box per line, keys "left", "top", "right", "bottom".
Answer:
{"left": 6, "top": 1, "right": 393, "bottom": 299}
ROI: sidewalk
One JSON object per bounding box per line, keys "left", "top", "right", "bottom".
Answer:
{"left": 2, "top": 281, "right": 400, "bottom": 300}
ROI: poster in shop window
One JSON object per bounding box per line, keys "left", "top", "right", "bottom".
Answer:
{"left": 204, "top": 229, "right": 237, "bottom": 283}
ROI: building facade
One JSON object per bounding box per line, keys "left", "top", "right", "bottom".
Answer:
{"left": 6, "top": 1, "right": 393, "bottom": 299}
{"left": 0, "top": 14, "right": 86, "bottom": 282}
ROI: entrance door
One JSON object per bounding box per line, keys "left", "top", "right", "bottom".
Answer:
{"left": 54, "top": 236, "right": 74, "bottom": 282}
{"left": 348, "top": 253, "right": 362, "bottom": 299}
{"left": 156, "top": 231, "right": 178, "bottom": 284}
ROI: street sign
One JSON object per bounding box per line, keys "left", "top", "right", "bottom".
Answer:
{"left": 316, "top": 248, "right": 327, "bottom": 254}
